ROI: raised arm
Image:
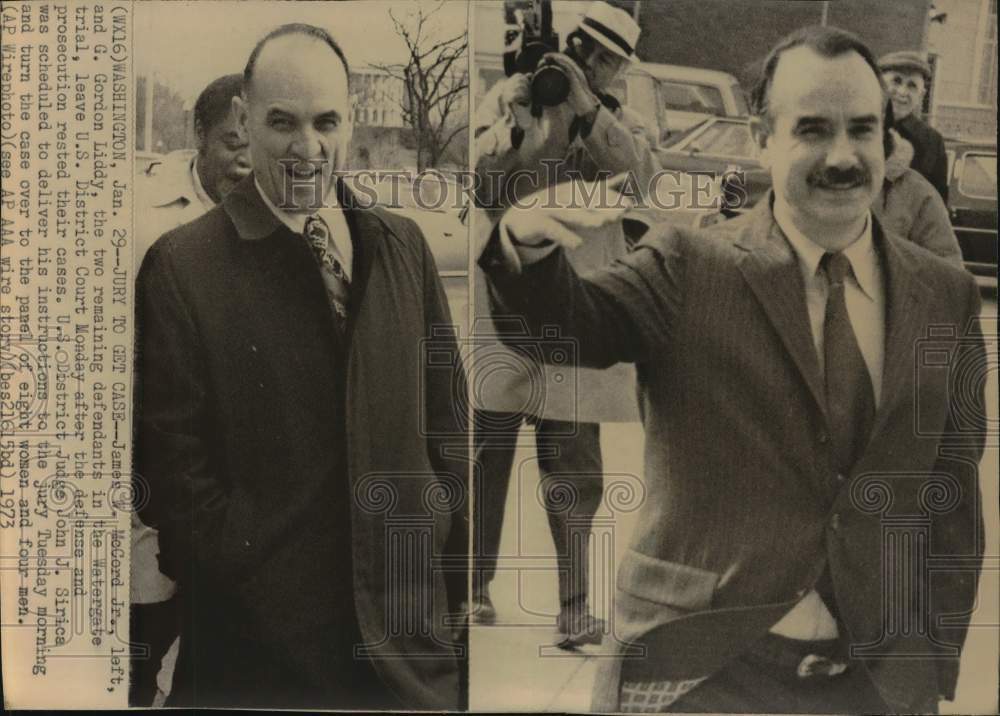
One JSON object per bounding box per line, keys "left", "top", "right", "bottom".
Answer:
{"left": 478, "top": 191, "right": 684, "bottom": 369}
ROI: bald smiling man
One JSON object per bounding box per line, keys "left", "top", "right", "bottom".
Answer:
{"left": 134, "top": 24, "right": 468, "bottom": 710}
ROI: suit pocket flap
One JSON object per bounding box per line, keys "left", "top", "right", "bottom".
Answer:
{"left": 617, "top": 549, "right": 720, "bottom": 611}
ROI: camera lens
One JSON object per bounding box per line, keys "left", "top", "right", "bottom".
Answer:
{"left": 531, "top": 63, "right": 570, "bottom": 107}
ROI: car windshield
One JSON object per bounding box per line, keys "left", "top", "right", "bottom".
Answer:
{"left": 666, "top": 120, "right": 756, "bottom": 158}
{"left": 958, "top": 153, "right": 997, "bottom": 199}
{"left": 659, "top": 81, "right": 726, "bottom": 116}
{"left": 691, "top": 121, "right": 754, "bottom": 157}
{"left": 730, "top": 82, "right": 750, "bottom": 115}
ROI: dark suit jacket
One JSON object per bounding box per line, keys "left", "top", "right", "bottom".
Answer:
{"left": 135, "top": 177, "right": 468, "bottom": 709}
{"left": 481, "top": 199, "right": 985, "bottom": 712}
{"left": 895, "top": 113, "right": 950, "bottom": 203}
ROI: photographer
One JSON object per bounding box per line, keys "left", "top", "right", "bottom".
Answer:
{"left": 469, "top": 1, "right": 654, "bottom": 648}
{"left": 475, "top": 1, "right": 660, "bottom": 216}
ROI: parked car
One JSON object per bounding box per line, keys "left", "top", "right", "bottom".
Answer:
{"left": 945, "top": 140, "right": 997, "bottom": 287}
{"left": 654, "top": 116, "right": 769, "bottom": 213}
{"left": 615, "top": 62, "right": 750, "bottom": 144}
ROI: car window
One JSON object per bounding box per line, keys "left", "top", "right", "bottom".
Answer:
{"left": 660, "top": 121, "right": 707, "bottom": 149}
{"left": 689, "top": 122, "right": 755, "bottom": 158}
{"left": 658, "top": 81, "right": 726, "bottom": 116}
{"left": 957, "top": 153, "right": 998, "bottom": 199}
{"left": 730, "top": 82, "right": 749, "bottom": 115}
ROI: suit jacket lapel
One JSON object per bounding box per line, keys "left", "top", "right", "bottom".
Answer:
{"left": 735, "top": 202, "right": 827, "bottom": 418}
{"left": 867, "top": 222, "right": 930, "bottom": 443}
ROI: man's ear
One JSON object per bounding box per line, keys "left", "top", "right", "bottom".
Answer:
{"left": 749, "top": 115, "right": 771, "bottom": 168}
{"left": 232, "top": 94, "right": 249, "bottom": 141}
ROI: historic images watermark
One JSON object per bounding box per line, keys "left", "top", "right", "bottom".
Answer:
{"left": 269, "top": 159, "right": 752, "bottom": 215}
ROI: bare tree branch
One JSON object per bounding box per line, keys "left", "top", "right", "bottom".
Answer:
{"left": 368, "top": 1, "right": 468, "bottom": 170}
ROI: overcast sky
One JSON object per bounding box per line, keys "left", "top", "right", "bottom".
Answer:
{"left": 135, "top": 1, "right": 470, "bottom": 105}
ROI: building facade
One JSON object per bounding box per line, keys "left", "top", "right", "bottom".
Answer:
{"left": 928, "top": 0, "right": 998, "bottom": 139}
{"left": 351, "top": 66, "right": 407, "bottom": 128}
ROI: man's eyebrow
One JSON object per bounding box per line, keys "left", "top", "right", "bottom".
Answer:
{"left": 265, "top": 107, "right": 295, "bottom": 119}
{"left": 315, "top": 109, "right": 343, "bottom": 123}
{"left": 849, "top": 115, "right": 881, "bottom": 126}
{"left": 793, "top": 116, "right": 830, "bottom": 128}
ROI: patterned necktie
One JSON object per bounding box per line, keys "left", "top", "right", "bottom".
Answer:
{"left": 303, "top": 215, "right": 350, "bottom": 329}
{"left": 820, "top": 252, "right": 876, "bottom": 473}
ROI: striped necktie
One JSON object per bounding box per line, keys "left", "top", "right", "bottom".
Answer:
{"left": 303, "top": 215, "right": 350, "bottom": 329}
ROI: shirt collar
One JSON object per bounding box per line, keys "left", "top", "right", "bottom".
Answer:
{"left": 773, "top": 198, "right": 879, "bottom": 301}
{"left": 254, "top": 177, "right": 341, "bottom": 235}
{"left": 190, "top": 156, "right": 215, "bottom": 209}
{"left": 146, "top": 151, "right": 213, "bottom": 211}
{"left": 224, "top": 174, "right": 369, "bottom": 243}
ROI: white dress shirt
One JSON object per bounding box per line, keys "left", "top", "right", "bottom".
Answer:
{"left": 776, "top": 203, "right": 886, "bottom": 404}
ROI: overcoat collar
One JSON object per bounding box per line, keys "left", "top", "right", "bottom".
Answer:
{"left": 222, "top": 174, "right": 388, "bottom": 324}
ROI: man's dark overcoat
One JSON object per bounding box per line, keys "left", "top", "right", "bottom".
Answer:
{"left": 136, "top": 177, "right": 468, "bottom": 709}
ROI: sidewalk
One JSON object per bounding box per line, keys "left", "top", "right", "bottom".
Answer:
{"left": 469, "top": 423, "right": 645, "bottom": 711}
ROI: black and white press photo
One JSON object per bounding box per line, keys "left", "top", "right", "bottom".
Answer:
{"left": 129, "top": 1, "right": 471, "bottom": 709}
{"left": 468, "top": 0, "right": 997, "bottom": 713}
{"left": 0, "top": 0, "right": 997, "bottom": 713}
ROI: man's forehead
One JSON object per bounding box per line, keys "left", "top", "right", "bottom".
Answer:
{"left": 249, "top": 34, "right": 348, "bottom": 99}
{"left": 769, "top": 46, "right": 882, "bottom": 116}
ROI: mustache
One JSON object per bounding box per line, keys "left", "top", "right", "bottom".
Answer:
{"left": 808, "top": 165, "right": 871, "bottom": 190}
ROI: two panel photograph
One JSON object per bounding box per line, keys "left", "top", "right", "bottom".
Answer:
{"left": 1, "top": 0, "right": 997, "bottom": 712}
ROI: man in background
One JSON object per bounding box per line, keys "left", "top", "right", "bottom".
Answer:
{"left": 136, "top": 73, "right": 251, "bottom": 262}
{"left": 877, "top": 127, "right": 963, "bottom": 266}
{"left": 130, "top": 72, "right": 249, "bottom": 707}
{"left": 879, "top": 50, "right": 949, "bottom": 202}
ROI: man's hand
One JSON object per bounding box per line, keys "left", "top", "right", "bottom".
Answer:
{"left": 504, "top": 177, "right": 633, "bottom": 251}
{"left": 499, "top": 73, "right": 575, "bottom": 157}
{"left": 543, "top": 52, "right": 599, "bottom": 116}
{"left": 502, "top": 73, "right": 532, "bottom": 127}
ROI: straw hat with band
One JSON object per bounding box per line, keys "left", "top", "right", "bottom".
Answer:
{"left": 577, "top": 1, "right": 641, "bottom": 63}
